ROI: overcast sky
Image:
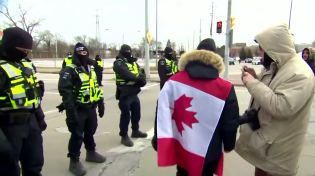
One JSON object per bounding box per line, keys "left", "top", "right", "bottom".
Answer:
{"left": 1, "top": 0, "right": 314, "bottom": 48}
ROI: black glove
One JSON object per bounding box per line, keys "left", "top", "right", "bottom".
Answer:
{"left": 35, "top": 107, "right": 47, "bottom": 131}
{"left": 97, "top": 99, "right": 105, "bottom": 118}
{"left": 38, "top": 80, "right": 45, "bottom": 97}
{"left": 136, "top": 75, "right": 147, "bottom": 87}
{"left": 66, "top": 110, "right": 78, "bottom": 123}
{"left": 151, "top": 135, "right": 157, "bottom": 151}
{"left": 56, "top": 103, "right": 65, "bottom": 113}
{"left": 38, "top": 120, "right": 47, "bottom": 131}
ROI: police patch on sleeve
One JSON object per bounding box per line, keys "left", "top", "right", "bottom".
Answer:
{"left": 117, "top": 60, "right": 122, "bottom": 66}
{"left": 62, "top": 72, "right": 69, "bottom": 79}
{"left": 160, "top": 60, "right": 165, "bottom": 65}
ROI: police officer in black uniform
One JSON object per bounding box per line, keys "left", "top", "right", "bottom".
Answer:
{"left": 157, "top": 47, "right": 178, "bottom": 90}
{"left": 0, "top": 27, "right": 46, "bottom": 176}
{"left": 113, "top": 44, "right": 148, "bottom": 147}
{"left": 94, "top": 55, "right": 103, "bottom": 86}
{"left": 58, "top": 43, "right": 106, "bottom": 176}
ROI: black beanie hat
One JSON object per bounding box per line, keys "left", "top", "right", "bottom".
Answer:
{"left": 197, "top": 38, "right": 216, "bottom": 52}
{"left": 74, "top": 42, "right": 88, "bottom": 53}
{"left": 1, "top": 27, "right": 33, "bottom": 50}
{"left": 120, "top": 44, "right": 131, "bottom": 52}
{"left": 164, "top": 47, "right": 173, "bottom": 54}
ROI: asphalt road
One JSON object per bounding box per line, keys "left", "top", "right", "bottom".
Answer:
{"left": 38, "top": 71, "right": 315, "bottom": 176}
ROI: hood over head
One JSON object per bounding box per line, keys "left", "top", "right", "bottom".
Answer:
{"left": 73, "top": 42, "right": 89, "bottom": 66}
{"left": 254, "top": 23, "right": 296, "bottom": 68}
{"left": 119, "top": 44, "right": 136, "bottom": 62}
{"left": 164, "top": 47, "right": 175, "bottom": 60}
{"left": 197, "top": 38, "right": 216, "bottom": 52}
{"left": 302, "top": 47, "right": 315, "bottom": 61}
{"left": 1, "top": 27, "right": 33, "bottom": 62}
{"left": 178, "top": 50, "right": 224, "bottom": 79}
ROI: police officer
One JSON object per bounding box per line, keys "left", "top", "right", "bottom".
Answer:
{"left": 58, "top": 43, "right": 106, "bottom": 176}
{"left": 62, "top": 52, "right": 72, "bottom": 68}
{"left": 0, "top": 27, "right": 46, "bottom": 176}
{"left": 113, "top": 44, "right": 147, "bottom": 147}
{"left": 23, "top": 57, "right": 37, "bottom": 72}
{"left": 157, "top": 47, "right": 178, "bottom": 90}
{"left": 94, "top": 55, "right": 103, "bottom": 86}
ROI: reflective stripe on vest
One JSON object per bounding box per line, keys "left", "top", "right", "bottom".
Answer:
{"left": 66, "top": 64, "right": 102, "bottom": 103}
{"left": 64, "top": 57, "right": 72, "bottom": 66}
{"left": 0, "top": 60, "right": 39, "bottom": 110}
{"left": 90, "top": 66, "right": 103, "bottom": 101}
{"left": 97, "top": 61, "right": 103, "bottom": 67}
{"left": 165, "top": 58, "right": 177, "bottom": 75}
{"left": 114, "top": 58, "right": 139, "bottom": 85}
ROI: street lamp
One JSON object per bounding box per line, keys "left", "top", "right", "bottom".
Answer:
{"left": 288, "top": 0, "right": 293, "bottom": 29}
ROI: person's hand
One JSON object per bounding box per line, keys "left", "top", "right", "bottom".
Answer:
{"left": 242, "top": 72, "right": 255, "bottom": 85}
{"left": 38, "top": 120, "right": 47, "bottom": 131}
{"left": 241, "top": 66, "right": 257, "bottom": 79}
{"left": 98, "top": 99, "right": 105, "bottom": 118}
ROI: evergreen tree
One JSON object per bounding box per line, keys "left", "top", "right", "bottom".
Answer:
{"left": 239, "top": 47, "right": 247, "bottom": 60}
{"left": 166, "top": 39, "right": 171, "bottom": 47}
{"left": 247, "top": 49, "right": 253, "bottom": 58}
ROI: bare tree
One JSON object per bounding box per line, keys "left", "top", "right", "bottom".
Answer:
{"left": 41, "top": 30, "right": 54, "bottom": 57}
{"left": 73, "top": 35, "right": 87, "bottom": 45}
{"left": 0, "top": 5, "right": 43, "bottom": 35}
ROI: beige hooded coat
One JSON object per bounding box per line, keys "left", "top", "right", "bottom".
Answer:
{"left": 235, "top": 23, "right": 315, "bottom": 176}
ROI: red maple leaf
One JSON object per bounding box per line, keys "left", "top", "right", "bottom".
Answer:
{"left": 171, "top": 94, "right": 198, "bottom": 135}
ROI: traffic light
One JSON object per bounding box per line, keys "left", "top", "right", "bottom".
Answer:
{"left": 216, "top": 21, "right": 222, "bottom": 34}
{"left": 230, "top": 17, "right": 235, "bottom": 29}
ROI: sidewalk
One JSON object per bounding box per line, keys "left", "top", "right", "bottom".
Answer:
{"left": 129, "top": 89, "right": 315, "bottom": 176}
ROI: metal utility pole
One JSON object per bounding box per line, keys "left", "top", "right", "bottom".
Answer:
{"left": 193, "top": 30, "right": 195, "bottom": 48}
{"left": 288, "top": 0, "right": 293, "bottom": 29}
{"left": 223, "top": 0, "right": 232, "bottom": 79}
{"left": 122, "top": 34, "right": 124, "bottom": 44}
{"left": 199, "top": 19, "right": 202, "bottom": 42}
{"left": 188, "top": 38, "right": 190, "bottom": 50}
{"left": 210, "top": 1, "right": 214, "bottom": 38}
{"left": 144, "top": 0, "right": 150, "bottom": 78}
{"left": 95, "top": 9, "right": 101, "bottom": 55}
{"left": 155, "top": 0, "right": 158, "bottom": 67}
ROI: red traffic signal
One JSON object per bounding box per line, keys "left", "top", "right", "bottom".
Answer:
{"left": 217, "top": 21, "right": 222, "bottom": 28}
{"left": 216, "top": 21, "right": 222, "bottom": 34}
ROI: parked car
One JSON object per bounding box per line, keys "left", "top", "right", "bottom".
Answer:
{"left": 229, "top": 58, "right": 235, "bottom": 65}
{"left": 252, "top": 58, "right": 261, "bottom": 65}
{"left": 245, "top": 58, "right": 253, "bottom": 63}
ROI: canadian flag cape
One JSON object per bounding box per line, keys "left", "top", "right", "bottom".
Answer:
{"left": 157, "top": 70, "right": 232, "bottom": 176}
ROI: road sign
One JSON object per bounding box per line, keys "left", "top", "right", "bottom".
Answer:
{"left": 146, "top": 29, "right": 152, "bottom": 44}
{"left": 230, "top": 17, "right": 235, "bottom": 29}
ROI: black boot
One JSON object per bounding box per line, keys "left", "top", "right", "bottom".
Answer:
{"left": 131, "top": 130, "right": 148, "bottom": 138}
{"left": 69, "top": 158, "right": 87, "bottom": 176}
{"left": 121, "top": 135, "right": 134, "bottom": 147}
{"left": 85, "top": 151, "right": 106, "bottom": 163}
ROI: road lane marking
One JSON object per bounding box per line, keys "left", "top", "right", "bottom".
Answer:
{"left": 107, "top": 127, "right": 154, "bottom": 153}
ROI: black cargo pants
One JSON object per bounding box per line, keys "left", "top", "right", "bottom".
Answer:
{"left": 118, "top": 95, "right": 141, "bottom": 136}
{"left": 96, "top": 70, "right": 103, "bottom": 85}
{"left": 0, "top": 114, "right": 44, "bottom": 176}
{"left": 66, "top": 107, "right": 98, "bottom": 159}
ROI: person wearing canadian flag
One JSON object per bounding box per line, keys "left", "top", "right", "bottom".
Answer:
{"left": 155, "top": 39, "right": 240, "bottom": 176}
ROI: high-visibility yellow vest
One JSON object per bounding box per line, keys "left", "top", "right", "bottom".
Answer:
{"left": 97, "top": 60, "right": 103, "bottom": 67}
{"left": 164, "top": 58, "right": 178, "bottom": 75}
{"left": 114, "top": 58, "right": 140, "bottom": 85}
{"left": 66, "top": 64, "right": 103, "bottom": 103}
{"left": 64, "top": 57, "right": 72, "bottom": 66}
{"left": 0, "top": 60, "right": 39, "bottom": 110}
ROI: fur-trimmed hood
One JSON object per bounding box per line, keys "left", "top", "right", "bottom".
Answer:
{"left": 178, "top": 50, "right": 224, "bottom": 73}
